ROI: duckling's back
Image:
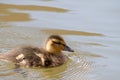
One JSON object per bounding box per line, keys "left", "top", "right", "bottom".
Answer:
{"left": 0, "top": 46, "right": 42, "bottom": 65}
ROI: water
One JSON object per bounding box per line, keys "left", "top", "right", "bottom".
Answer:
{"left": 0, "top": 0, "right": 120, "bottom": 80}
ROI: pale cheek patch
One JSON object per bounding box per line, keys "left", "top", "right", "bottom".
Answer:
{"left": 16, "top": 54, "right": 24, "bottom": 60}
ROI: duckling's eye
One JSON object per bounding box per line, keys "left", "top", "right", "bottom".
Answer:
{"left": 23, "top": 58, "right": 26, "bottom": 59}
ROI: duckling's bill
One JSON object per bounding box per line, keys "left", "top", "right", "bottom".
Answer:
{"left": 63, "top": 45, "right": 74, "bottom": 52}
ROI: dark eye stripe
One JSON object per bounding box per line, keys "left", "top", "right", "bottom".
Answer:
{"left": 52, "top": 41, "right": 65, "bottom": 46}
{"left": 52, "top": 41, "right": 61, "bottom": 44}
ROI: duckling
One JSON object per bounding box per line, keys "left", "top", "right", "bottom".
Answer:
{"left": 0, "top": 35, "right": 74, "bottom": 67}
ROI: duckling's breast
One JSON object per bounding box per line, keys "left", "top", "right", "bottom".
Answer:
{"left": 45, "top": 54, "right": 67, "bottom": 67}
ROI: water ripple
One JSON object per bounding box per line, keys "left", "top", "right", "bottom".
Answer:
{"left": 60, "top": 52, "right": 93, "bottom": 80}
{"left": 41, "top": 29, "right": 104, "bottom": 36}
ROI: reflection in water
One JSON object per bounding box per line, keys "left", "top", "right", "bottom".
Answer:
{"left": 41, "top": 29, "right": 104, "bottom": 36}
{"left": 0, "top": 3, "right": 68, "bottom": 22}
{"left": 0, "top": 3, "right": 68, "bottom": 12}
{"left": 0, "top": 9, "right": 30, "bottom": 22}
{"left": 37, "top": 63, "right": 68, "bottom": 79}
{"left": 0, "top": 72, "right": 15, "bottom": 76}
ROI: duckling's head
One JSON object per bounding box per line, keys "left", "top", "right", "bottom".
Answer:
{"left": 45, "top": 35, "right": 74, "bottom": 54}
